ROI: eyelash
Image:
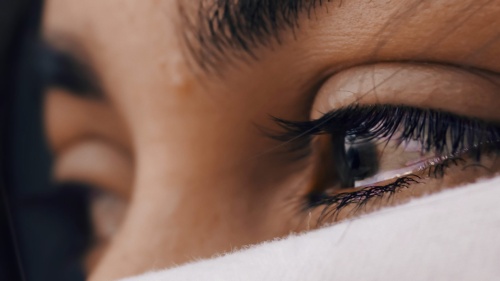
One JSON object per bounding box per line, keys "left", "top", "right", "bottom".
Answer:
{"left": 273, "top": 104, "right": 500, "bottom": 220}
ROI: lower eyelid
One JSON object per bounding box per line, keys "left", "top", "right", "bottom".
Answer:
{"left": 304, "top": 175, "right": 422, "bottom": 223}
{"left": 305, "top": 151, "right": 497, "bottom": 221}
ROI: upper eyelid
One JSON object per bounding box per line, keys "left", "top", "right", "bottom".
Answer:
{"left": 274, "top": 104, "right": 500, "bottom": 137}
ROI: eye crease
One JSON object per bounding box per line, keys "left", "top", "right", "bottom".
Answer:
{"left": 274, "top": 104, "right": 500, "bottom": 221}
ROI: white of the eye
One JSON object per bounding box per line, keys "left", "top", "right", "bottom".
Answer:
{"left": 354, "top": 155, "right": 452, "bottom": 188}
{"left": 354, "top": 167, "right": 416, "bottom": 187}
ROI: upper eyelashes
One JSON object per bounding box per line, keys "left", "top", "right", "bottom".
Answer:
{"left": 273, "top": 104, "right": 500, "bottom": 158}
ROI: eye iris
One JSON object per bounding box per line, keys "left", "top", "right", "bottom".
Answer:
{"left": 346, "top": 142, "right": 379, "bottom": 183}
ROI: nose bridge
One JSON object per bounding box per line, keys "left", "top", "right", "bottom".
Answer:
{"left": 88, "top": 93, "right": 260, "bottom": 279}
{"left": 89, "top": 166, "right": 251, "bottom": 281}
{"left": 86, "top": 93, "right": 220, "bottom": 281}
{"left": 84, "top": 3, "right": 266, "bottom": 278}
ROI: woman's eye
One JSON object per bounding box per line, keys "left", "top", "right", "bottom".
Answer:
{"left": 274, "top": 104, "right": 500, "bottom": 221}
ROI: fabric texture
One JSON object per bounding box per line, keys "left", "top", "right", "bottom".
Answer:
{"left": 123, "top": 177, "right": 500, "bottom": 281}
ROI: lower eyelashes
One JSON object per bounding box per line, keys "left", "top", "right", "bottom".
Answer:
{"left": 273, "top": 104, "right": 500, "bottom": 223}
{"left": 307, "top": 155, "right": 494, "bottom": 223}
{"left": 306, "top": 175, "right": 421, "bottom": 223}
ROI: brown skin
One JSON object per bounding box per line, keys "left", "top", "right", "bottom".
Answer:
{"left": 42, "top": 0, "right": 500, "bottom": 280}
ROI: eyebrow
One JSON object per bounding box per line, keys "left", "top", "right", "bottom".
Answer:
{"left": 37, "top": 42, "right": 104, "bottom": 99}
{"left": 180, "top": 0, "right": 333, "bottom": 73}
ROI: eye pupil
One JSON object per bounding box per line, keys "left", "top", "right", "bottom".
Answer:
{"left": 346, "top": 142, "right": 379, "bottom": 182}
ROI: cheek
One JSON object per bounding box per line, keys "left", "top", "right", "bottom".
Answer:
{"left": 89, "top": 148, "right": 313, "bottom": 277}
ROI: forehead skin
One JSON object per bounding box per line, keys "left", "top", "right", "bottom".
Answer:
{"left": 42, "top": 0, "right": 500, "bottom": 280}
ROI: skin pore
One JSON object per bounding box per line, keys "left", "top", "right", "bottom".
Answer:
{"left": 42, "top": 0, "right": 500, "bottom": 280}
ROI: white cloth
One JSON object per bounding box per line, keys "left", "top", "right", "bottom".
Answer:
{"left": 123, "top": 177, "right": 500, "bottom": 281}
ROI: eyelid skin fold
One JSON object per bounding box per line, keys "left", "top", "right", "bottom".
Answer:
{"left": 312, "top": 63, "right": 500, "bottom": 121}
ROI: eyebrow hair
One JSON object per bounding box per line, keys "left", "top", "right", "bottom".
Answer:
{"left": 37, "top": 42, "right": 104, "bottom": 99}
{"left": 179, "top": 0, "right": 333, "bottom": 73}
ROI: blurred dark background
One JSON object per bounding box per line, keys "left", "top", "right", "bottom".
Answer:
{"left": 1, "top": 1, "right": 85, "bottom": 280}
